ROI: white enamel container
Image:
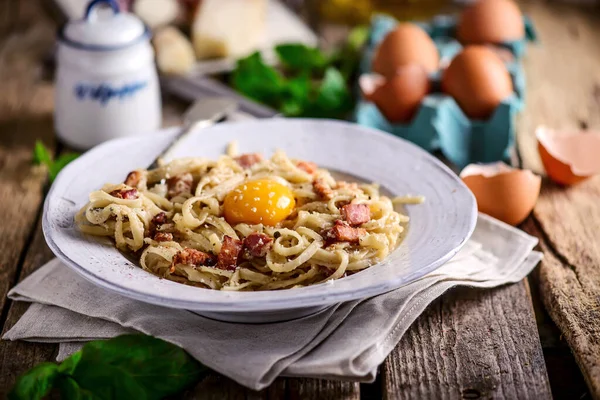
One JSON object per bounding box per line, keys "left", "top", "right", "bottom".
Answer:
{"left": 54, "top": 0, "right": 161, "bottom": 150}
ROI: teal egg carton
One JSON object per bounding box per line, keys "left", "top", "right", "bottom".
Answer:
{"left": 366, "top": 14, "right": 537, "bottom": 59}
{"left": 354, "top": 13, "right": 535, "bottom": 168}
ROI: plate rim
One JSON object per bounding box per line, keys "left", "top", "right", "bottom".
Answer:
{"left": 43, "top": 118, "right": 477, "bottom": 311}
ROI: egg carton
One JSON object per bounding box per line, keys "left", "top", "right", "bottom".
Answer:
{"left": 354, "top": 14, "right": 535, "bottom": 168}
{"left": 366, "top": 14, "right": 537, "bottom": 60}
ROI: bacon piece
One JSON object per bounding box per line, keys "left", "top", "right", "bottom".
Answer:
{"left": 152, "top": 212, "right": 168, "bottom": 226}
{"left": 109, "top": 188, "right": 139, "bottom": 200}
{"left": 341, "top": 203, "right": 371, "bottom": 226}
{"left": 149, "top": 212, "right": 168, "bottom": 236}
{"left": 153, "top": 232, "right": 173, "bottom": 242}
{"left": 243, "top": 232, "right": 273, "bottom": 258}
{"left": 171, "top": 248, "right": 217, "bottom": 272}
{"left": 323, "top": 220, "right": 366, "bottom": 244}
{"left": 124, "top": 170, "right": 143, "bottom": 188}
{"left": 297, "top": 161, "right": 317, "bottom": 174}
{"left": 217, "top": 235, "right": 244, "bottom": 271}
{"left": 235, "top": 153, "right": 263, "bottom": 168}
{"left": 313, "top": 178, "right": 334, "bottom": 200}
{"left": 166, "top": 172, "right": 193, "bottom": 199}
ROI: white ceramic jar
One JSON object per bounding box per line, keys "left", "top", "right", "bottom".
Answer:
{"left": 55, "top": 0, "right": 161, "bottom": 150}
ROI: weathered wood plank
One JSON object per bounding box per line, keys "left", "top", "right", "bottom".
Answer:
{"left": 521, "top": 196, "right": 600, "bottom": 399}
{"left": 0, "top": 1, "right": 66, "bottom": 394}
{"left": 0, "top": 219, "right": 57, "bottom": 397}
{"left": 185, "top": 375, "right": 360, "bottom": 399}
{"left": 0, "top": 0, "right": 55, "bottom": 325}
{"left": 382, "top": 282, "right": 551, "bottom": 400}
{"left": 285, "top": 378, "right": 360, "bottom": 400}
{"left": 517, "top": 2, "right": 600, "bottom": 173}
{"left": 515, "top": 2, "right": 600, "bottom": 398}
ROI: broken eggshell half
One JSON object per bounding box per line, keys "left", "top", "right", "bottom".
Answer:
{"left": 460, "top": 162, "right": 540, "bottom": 226}
{"left": 536, "top": 126, "right": 600, "bottom": 185}
{"left": 359, "top": 65, "right": 431, "bottom": 124}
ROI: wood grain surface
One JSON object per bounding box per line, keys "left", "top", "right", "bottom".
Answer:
{"left": 515, "top": 2, "right": 600, "bottom": 399}
{"left": 517, "top": 2, "right": 600, "bottom": 173}
{"left": 0, "top": 0, "right": 596, "bottom": 398}
{"left": 382, "top": 283, "right": 551, "bottom": 399}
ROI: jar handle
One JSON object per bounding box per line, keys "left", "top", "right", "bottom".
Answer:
{"left": 85, "top": 0, "right": 120, "bottom": 21}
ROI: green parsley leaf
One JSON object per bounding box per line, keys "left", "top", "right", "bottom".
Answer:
{"left": 49, "top": 153, "right": 80, "bottom": 182}
{"left": 31, "top": 141, "right": 79, "bottom": 182}
{"left": 33, "top": 140, "right": 52, "bottom": 166}
{"left": 275, "top": 43, "right": 329, "bottom": 72}
{"left": 8, "top": 362, "right": 60, "bottom": 400}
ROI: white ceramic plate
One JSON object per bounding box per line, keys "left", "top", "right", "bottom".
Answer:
{"left": 43, "top": 119, "right": 477, "bottom": 322}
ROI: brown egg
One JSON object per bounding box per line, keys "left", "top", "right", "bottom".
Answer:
{"left": 372, "top": 23, "right": 440, "bottom": 77}
{"left": 460, "top": 162, "right": 540, "bottom": 226}
{"left": 457, "top": 0, "right": 525, "bottom": 45}
{"left": 359, "top": 65, "right": 431, "bottom": 123}
{"left": 441, "top": 46, "right": 513, "bottom": 119}
{"left": 536, "top": 126, "right": 600, "bottom": 185}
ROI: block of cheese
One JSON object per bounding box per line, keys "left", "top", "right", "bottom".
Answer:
{"left": 133, "top": 0, "right": 181, "bottom": 29}
{"left": 192, "top": 0, "right": 267, "bottom": 60}
{"left": 154, "top": 26, "right": 195, "bottom": 75}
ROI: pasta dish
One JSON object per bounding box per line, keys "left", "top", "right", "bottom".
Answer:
{"left": 75, "top": 146, "right": 422, "bottom": 291}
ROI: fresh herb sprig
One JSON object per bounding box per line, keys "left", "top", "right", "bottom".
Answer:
{"left": 32, "top": 141, "right": 79, "bottom": 182}
{"left": 9, "top": 334, "right": 208, "bottom": 400}
{"left": 230, "top": 26, "right": 368, "bottom": 119}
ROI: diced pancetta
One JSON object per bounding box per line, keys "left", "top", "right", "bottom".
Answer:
{"left": 313, "top": 178, "right": 334, "bottom": 200}
{"left": 171, "top": 248, "right": 217, "bottom": 272}
{"left": 109, "top": 188, "right": 139, "bottom": 200}
{"left": 341, "top": 203, "right": 370, "bottom": 226}
{"left": 217, "top": 235, "right": 243, "bottom": 271}
{"left": 153, "top": 232, "right": 173, "bottom": 242}
{"left": 166, "top": 172, "right": 193, "bottom": 198}
{"left": 124, "top": 170, "right": 143, "bottom": 188}
{"left": 297, "top": 161, "right": 317, "bottom": 174}
{"left": 323, "top": 220, "right": 366, "bottom": 244}
{"left": 235, "top": 153, "right": 263, "bottom": 168}
{"left": 243, "top": 232, "right": 273, "bottom": 258}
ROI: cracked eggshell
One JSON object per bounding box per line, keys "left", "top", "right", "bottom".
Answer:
{"left": 359, "top": 65, "right": 431, "bottom": 124}
{"left": 460, "top": 162, "right": 540, "bottom": 226}
{"left": 537, "top": 126, "right": 600, "bottom": 185}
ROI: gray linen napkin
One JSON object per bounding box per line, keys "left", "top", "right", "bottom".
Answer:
{"left": 3, "top": 213, "right": 541, "bottom": 390}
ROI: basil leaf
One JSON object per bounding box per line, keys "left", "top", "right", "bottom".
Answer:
{"left": 275, "top": 44, "right": 328, "bottom": 72}
{"left": 312, "top": 67, "right": 352, "bottom": 116}
{"left": 33, "top": 140, "right": 52, "bottom": 166}
{"left": 231, "top": 52, "right": 286, "bottom": 107}
{"left": 57, "top": 376, "right": 97, "bottom": 400}
{"left": 58, "top": 351, "right": 82, "bottom": 375}
{"left": 49, "top": 152, "right": 79, "bottom": 182}
{"left": 70, "top": 335, "right": 206, "bottom": 400}
{"left": 8, "top": 362, "right": 59, "bottom": 400}
{"left": 280, "top": 73, "right": 310, "bottom": 116}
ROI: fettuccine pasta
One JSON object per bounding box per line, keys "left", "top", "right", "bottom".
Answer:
{"left": 75, "top": 147, "right": 421, "bottom": 291}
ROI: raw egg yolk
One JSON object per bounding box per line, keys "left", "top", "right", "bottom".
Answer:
{"left": 223, "top": 179, "right": 296, "bottom": 226}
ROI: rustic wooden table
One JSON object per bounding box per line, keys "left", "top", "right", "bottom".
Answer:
{"left": 0, "top": 1, "right": 598, "bottom": 398}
